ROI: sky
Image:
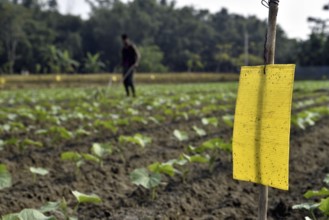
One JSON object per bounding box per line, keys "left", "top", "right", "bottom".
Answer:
{"left": 57, "top": 0, "right": 329, "bottom": 40}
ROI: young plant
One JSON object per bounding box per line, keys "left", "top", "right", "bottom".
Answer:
{"left": 293, "top": 174, "right": 329, "bottom": 219}
{"left": 72, "top": 190, "right": 102, "bottom": 212}
{"left": 119, "top": 134, "right": 152, "bottom": 148}
{"left": 89, "top": 142, "right": 113, "bottom": 167}
{"left": 0, "top": 164, "right": 12, "bottom": 190}
{"left": 222, "top": 115, "right": 234, "bottom": 127}
{"left": 192, "top": 125, "right": 207, "bottom": 137}
{"left": 130, "top": 168, "right": 161, "bottom": 200}
{"left": 60, "top": 151, "right": 84, "bottom": 176}
{"left": 189, "top": 138, "right": 232, "bottom": 172}
{"left": 173, "top": 129, "right": 189, "bottom": 142}
{"left": 1, "top": 209, "right": 55, "bottom": 220}
{"left": 29, "top": 167, "right": 49, "bottom": 183}
{"left": 201, "top": 117, "right": 218, "bottom": 127}
{"left": 39, "top": 199, "right": 73, "bottom": 220}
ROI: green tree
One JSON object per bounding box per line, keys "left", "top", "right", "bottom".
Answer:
{"left": 0, "top": 3, "right": 29, "bottom": 73}
{"left": 83, "top": 52, "right": 105, "bottom": 73}
{"left": 138, "top": 45, "right": 168, "bottom": 72}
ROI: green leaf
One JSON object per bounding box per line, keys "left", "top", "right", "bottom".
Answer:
{"left": 222, "top": 115, "right": 234, "bottom": 127}
{"left": 39, "top": 201, "right": 61, "bottom": 213}
{"left": 197, "top": 138, "right": 232, "bottom": 153}
{"left": 166, "top": 158, "right": 188, "bottom": 166}
{"left": 29, "top": 167, "right": 49, "bottom": 176}
{"left": 60, "top": 152, "right": 81, "bottom": 162}
{"left": 0, "top": 164, "right": 12, "bottom": 190}
{"left": 304, "top": 187, "right": 329, "bottom": 199}
{"left": 72, "top": 191, "right": 102, "bottom": 204}
{"left": 81, "top": 153, "right": 100, "bottom": 163}
{"left": 192, "top": 126, "right": 206, "bottom": 137}
{"left": 133, "top": 134, "right": 152, "bottom": 148}
{"left": 183, "top": 154, "right": 210, "bottom": 163}
{"left": 319, "top": 197, "right": 329, "bottom": 216}
{"left": 173, "top": 129, "right": 189, "bottom": 142}
{"left": 91, "top": 143, "right": 112, "bottom": 158}
{"left": 22, "top": 139, "right": 43, "bottom": 148}
{"left": 18, "top": 209, "right": 55, "bottom": 220}
{"left": 201, "top": 117, "right": 218, "bottom": 127}
{"left": 148, "top": 162, "right": 175, "bottom": 177}
{"left": 324, "top": 174, "right": 329, "bottom": 186}
{"left": 130, "top": 168, "right": 161, "bottom": 189}
{"left": 1, "top": 214, "right": 20, "bottom": 220}
{"left": 119, "top": 134, "right": 151, "bottom": 148}
{"left": 292, "top": 203, "right": 320, "bottom": 211}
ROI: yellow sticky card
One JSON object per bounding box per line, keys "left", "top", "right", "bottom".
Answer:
{"left": 233, "top": 64, "right": 295, "bottom": 190}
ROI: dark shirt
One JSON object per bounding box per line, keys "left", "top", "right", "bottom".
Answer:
{"left": 122, "top": 44, "right": 138, "bottom": 67}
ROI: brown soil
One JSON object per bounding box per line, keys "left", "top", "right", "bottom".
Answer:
{"left": 1, "top": 115, "right": 329, "bottom": 220}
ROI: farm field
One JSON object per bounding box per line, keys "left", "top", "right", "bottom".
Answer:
{"left": 1, "top": 81, "right": 329, "bottom": 219}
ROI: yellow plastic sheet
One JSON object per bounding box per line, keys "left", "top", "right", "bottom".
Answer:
{"left": 233, "top": 64, "right": 295, "bottom": 190}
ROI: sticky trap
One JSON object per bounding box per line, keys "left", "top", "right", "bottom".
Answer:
{"left": 233, "top": 64, "right": 295, "bottom": 190}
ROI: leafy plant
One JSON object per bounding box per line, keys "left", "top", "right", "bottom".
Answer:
{"left": 130, "top": 168, "right": 161, "bottom": 200}
{"left": 72, "top": 190, "right": 102, "bottom": 212}
{"left": 173, "top": 129, "right": 189, "bottom": 142}
{"left": 0, "top": 164, "right": 12, "bottom": 190}
{"left": 293, "top": 174, "right": 329, "bottom": 219}
{"left": 222, "top": 115, "right": 234, "bottom": 127}
{"left": 29, "top": 167, "right": 49, "bottom": 182}
{"left": 201, "top": 117, "right": 218, "bottom": 127}
{"left": 61, "top": 151, "right": 84, "bottom": 176}
{"left": 119, "top": 134, "right": 152, "bottom": 148}
{"left": 90, "top": 142, "right": 113, "bottom": 167}
{"left": 1, "top": 209, "right": 55, "bottom": 220}
{"left": 192, "top": 125, "right": 206, "bottom": 137}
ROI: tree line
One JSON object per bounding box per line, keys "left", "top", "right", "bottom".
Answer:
{"left": 0, "top": 0, "right": 328, "bottom": 74}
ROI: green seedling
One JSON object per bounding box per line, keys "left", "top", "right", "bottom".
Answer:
{"left": 192, "top": 125, "right": 206, "bottom": 137}
{"left": 91, "top": 143, "right": 113, "bottom": 167}
{"left": 201, "top": 117, "right": 218, "bottom": 127}
{"left": 72, "top": 190, "right": 102, "bottom": 212}
{"left": 166, "top": 158, "right": 189, "bottom": 182}
{"left": 1, "top": 209, "right": 55, "bottom": 220}
{"left": 173, "top": 129, "right": 189, "bottom": 142}
{"left": 293, "top": 174, "right": 329, "bottom": 219}
{"left": 191, "top": 138, "right": 232, "bottom": 172}
{"left": 222, "top": 115, "right": 234, "bottom": 127}
{"left": 60, "top": 151, "right": 84, "bottom": 176}
{"left": 39, "top": 199, "right": 77, "bottom": 220}
{"left": 148, "top": 162, "right": 176, "bottom": 177}
{"left": 49, "top": 126, "right": 74, "bottom": 141}
{"left": 94, "top": 120, "right": 118, "bottom": 133}
{"left": 0, "top": 164, "right": 12, "bottom": 190}
{"left": 119, "top": 134, "right": 152, "bottom": 148}
{"left": 20, "top": 139, "right": 43, "bottom": 151}
{"left": 130, "top": 168, "right": 161, "bottom": 200}
{"left": 29, "top": 167, "right": 49, "bottom": 183}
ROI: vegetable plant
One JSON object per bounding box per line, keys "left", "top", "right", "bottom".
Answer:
{"left": 0, "top": 164, "right": 12, "bottom": 190}
{"left": 173, "top": 129, "right": 189, "bottom": 142}
{"left": 29, "top": 167, "right": 49, "bottom": 182}
{"left": 130, "top": 168, "right": 161, "bottom": 200}
{"left": 119, "top": 134, "right": 152, "bottom": 148}
{"left": 293, "top": 174, "right": 329, "bottom": 219}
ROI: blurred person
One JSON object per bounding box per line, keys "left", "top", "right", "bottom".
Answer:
{"left": 121, "top": 34, "right": 140, "bottom": 97}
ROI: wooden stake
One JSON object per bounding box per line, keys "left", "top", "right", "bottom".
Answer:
{"left": 259, "top": 1, "right": 279, "bottom": 220}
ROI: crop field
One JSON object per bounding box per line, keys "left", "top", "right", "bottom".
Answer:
{"left": 1, "top": 81, "right": 329, "bottom": 219}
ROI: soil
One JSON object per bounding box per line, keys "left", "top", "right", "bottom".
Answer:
{"left": 1, "top": 112, "right": 329, "bottom": 219}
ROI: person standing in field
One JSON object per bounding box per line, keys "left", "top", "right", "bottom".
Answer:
{"left": 121, "top": 34, "right": 140, "bottom": 97}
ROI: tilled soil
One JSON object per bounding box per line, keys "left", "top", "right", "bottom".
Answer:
{"left": 1, "top": 116, "right": 329, "bottom": 220}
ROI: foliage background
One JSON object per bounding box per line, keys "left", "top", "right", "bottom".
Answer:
{"left": 0, "top": 0, "right": 328, "bottom": 74}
